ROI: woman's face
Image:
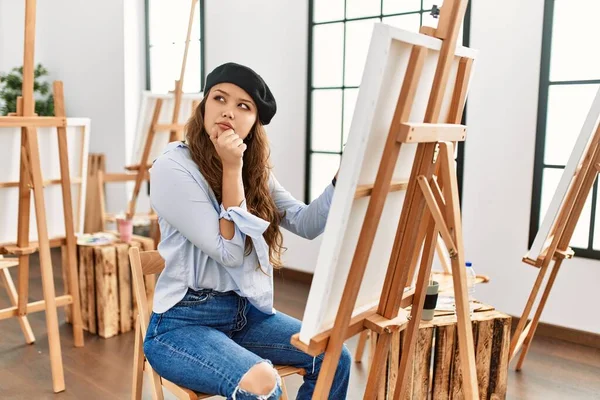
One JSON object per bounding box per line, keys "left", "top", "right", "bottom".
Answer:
{"left": 203, "top": 82, "right": 258, "bottom": 140}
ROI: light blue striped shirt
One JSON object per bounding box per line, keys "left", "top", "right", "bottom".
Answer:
{"left": 149, "top": 142, "right": 334, "bottom": 315}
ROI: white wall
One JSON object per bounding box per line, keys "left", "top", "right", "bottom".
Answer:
{"left": 204, "top": 0, "right": 322, "bottom": 273}
{"left": 0, "top": 0, "right": 145, "bottom": 214}
{"left": 0, "top": 2, "right": 23, "bottom": 71}
{"left": 463, "top": 0, "right": 600, "bottom": 334}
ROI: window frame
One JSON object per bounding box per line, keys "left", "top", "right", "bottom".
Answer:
{"left": 529, "top": 0, "right": 600, "bottom": 260}
{"left": 144, "top": 0, "right": 206, "bottom": 93}
{"left": 305, "top": 1, "right": 471, "bottom": 203}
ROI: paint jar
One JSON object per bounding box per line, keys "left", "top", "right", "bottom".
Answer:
{"left": 117, "top": 217, "right": 133, "bottom": 243}
{"left": 421, "top": 280, "right": 439, "bottom": 321}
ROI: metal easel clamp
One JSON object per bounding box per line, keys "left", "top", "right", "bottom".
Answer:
{"left": 448, "top": 248, "right": 458, "bottom": 259}
{"left": 418, "top": 5, "right": 441, "bottom": 39}
{"left": 432, "top": 143, "right": 440, "bottom": 163}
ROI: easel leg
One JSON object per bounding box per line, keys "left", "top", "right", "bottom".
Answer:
{"left": 1, "top": 268, "right": 35, "bottom": 343}
{"left": 27, "top": 125, "right": 66, "bottom": 392}
{"left": 66, "top": 242, "right": 85, "bottom": 348}
{"left": 393, "top": 217, "right": 437, "bottom": 399}
{"left": 435, "top": 237, "right": 452, "bottom": 274}
{"left": 17, "top": 117, "right": 31, "bottom": 316}
{"left": 14, "top": 111, "right": 35, "bottom": 342}
{"left": 448, "top": 242, "right": 477, "bottom": 398}
{"left": 515, "top": 258, "right": 563, "bottom": 370}
{"left": 406, "top": 214, "right": 429, "bottom": 285}
{"left": 83, "top": 156, "right": 98, "bottom": 233}
{"left": 430, "top": 177, "right": 452, "bottom": 274}
{"left": 127, "top": 99, "right": 163, "bottom": 219}
{"left": 366, "top": 332, "right": 388, "bottom": 400}
{"left": 354, "top": 330, "right": 369, "bottom": 363}
{"left": 364, "top": 330, "right": 392, "bottom": 399}
{"left": 438, "top": 142, "right": 478, "bottom": 398}
{"left": 97, "top": 169, "right": 107, "bottom": 230}
{"left": 509, "top": 263, "right": 549, "bottom": 361}
{"left": 54, "top": 81, "right": 85, "bottom": 348}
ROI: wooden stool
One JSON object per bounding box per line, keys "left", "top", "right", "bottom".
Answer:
{"left": 128, "top": 248, "right": 304, "bottom": 399}
{"left": 357, "top": 304, "right": 511, "bottom": 399}
{"left": 66, "top": 235, "right": 155, "bottom": 338}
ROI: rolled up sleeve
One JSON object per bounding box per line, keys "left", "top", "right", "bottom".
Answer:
{"left": 150, "top": 156, "right": 262, "bottom": 268}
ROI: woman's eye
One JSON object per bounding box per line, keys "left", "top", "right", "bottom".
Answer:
{"left": 239, "top": 103, "right": 250, "bottom": 110}
{"left": 214, "top": 95, "right": 225, "bottom": 102}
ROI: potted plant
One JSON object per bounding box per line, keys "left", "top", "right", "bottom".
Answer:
{"left": 0, "top": 63, "right": 54, "bottom": 116}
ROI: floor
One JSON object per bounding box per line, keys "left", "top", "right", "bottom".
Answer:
{"left": 1, "top": 250, "right": 599, "bottom": 399}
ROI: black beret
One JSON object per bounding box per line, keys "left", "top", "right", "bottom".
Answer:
{"left": 204, "top": 62, "right": 277, "bottom": 125}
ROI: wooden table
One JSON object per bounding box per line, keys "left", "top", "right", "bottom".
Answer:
{"left": 63, "top": 234, "right": 155, "bottom": 339}
{"left": 363, "top": 273, "right": 510, "bottom": 399}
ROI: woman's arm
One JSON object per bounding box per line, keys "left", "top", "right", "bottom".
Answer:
{"left": 220, "top": 165, "right": 245, "bottom": 239}
{"left": 150, "top": 156, "right": 247, "bottom": 268}
{"left": 270, "top": 173, "right": 335, "bottom": 240}
{"left": 210, "top": 128, "right": 246, "bottom": 240}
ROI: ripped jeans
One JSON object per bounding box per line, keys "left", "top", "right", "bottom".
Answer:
{"left": 144, "top": 288, "right": 351, "bottom": 399}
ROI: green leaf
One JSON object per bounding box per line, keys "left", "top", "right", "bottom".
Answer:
{"left": 0, "top": 63, "right": 54, "bottom": 116}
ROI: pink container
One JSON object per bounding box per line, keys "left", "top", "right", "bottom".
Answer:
{"left": 117, "top": 218, "right": 133, "bottom": 243}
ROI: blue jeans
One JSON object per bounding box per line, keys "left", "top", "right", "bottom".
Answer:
{"left": 144, "top": 288, "right": 351, "bottom": 399}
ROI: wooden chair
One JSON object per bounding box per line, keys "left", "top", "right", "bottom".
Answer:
{"left": 129, "top": 247, "right": 304, "bottom": 399}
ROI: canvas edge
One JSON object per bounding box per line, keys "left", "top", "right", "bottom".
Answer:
{"left": 76, "top": 118, "right": 91, "bottom": 235}
{"left": 131, "top": 91, "right": 205, "bottom": 165}
{"left": 528, "top": 87, "right": 600, "bottom": 260}
{"left": 299, "top": 23, "right": 394, "bottom": 344}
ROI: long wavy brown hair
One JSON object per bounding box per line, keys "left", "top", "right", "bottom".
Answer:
{"left": 185, "top": 96, "right": 285, "bottom": 269}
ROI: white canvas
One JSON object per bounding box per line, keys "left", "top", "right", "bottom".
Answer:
{"left": 527, "top": 87, "right": 600, "bottom": 261}
{"left": 299, "top": 23, "right": 477, "bottom": 344}
{"left": 0, "top": 118, "right": 91, "bottom": 244}
{"left": 131, "top": 91, "right": 204, "bottom": 166}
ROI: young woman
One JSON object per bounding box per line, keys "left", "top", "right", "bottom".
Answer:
{"left": 144, "top": 62, "right": 351, "bottom": 400}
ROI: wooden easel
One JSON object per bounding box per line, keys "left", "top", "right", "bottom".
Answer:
{"left": 510, "top": 105, "right": 600, "bottom": 370}
{"left": 0, "top": 0, "right": 84, "bottom": 393}
{"left": 125, "top": 0, "right": 200, "bottom": 221}
{"left": 353, "top": 257, "right": 490, "bottom": 365}
{"left": 83, "top": 154, "right": 107, "bottom": 233}
{"left": 291, "top": 1, "right": 479, "bottom": 398}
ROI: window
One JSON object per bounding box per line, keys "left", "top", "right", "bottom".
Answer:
{"left": 145, "top": 0, "right": 205, "bottom": 93}
{"left": 530, "top": 0, "right": 600, "bottom": 259}
{"left": 306, "top": 0, "right": 470, "bottom": 201}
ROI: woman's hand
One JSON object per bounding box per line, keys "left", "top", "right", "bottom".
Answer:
{"left": 209, "top": 126, "right": 247, "bottom": 168}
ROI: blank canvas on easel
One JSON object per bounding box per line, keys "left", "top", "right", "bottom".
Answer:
{"left": 299, "top": 23, "right": 477, "bottom": 344}
{"left": 0, "top": 118, "right": 90, "bottom": 243}
{"left": 131, "top": 91, "right": 203, "bottom": 166}
{"left": 528, "top": 87, "right": 600, "bottom": 261}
